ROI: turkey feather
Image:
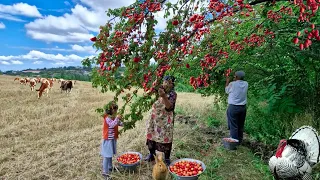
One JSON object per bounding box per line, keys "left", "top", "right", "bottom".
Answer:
{"left": 290, "top": 126, "right": 320, "bottom": 164}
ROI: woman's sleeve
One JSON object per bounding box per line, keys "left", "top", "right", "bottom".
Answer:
{"left": 106, "top": 117, "right": 120, "bottom": 128}
{"left": 165, "top": 91, "right": 177, "bottom": 111}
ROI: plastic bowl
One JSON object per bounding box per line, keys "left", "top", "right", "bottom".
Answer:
{"left": 222, "top": 138, "right": 239, "bottom": 150}
{"left": 168, "top": 158, "right": 206, "bottom": 180}
{"left": 116, "top": 151, "right": 142, "bottom": 171}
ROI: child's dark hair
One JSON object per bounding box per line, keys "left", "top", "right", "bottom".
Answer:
{"left": 105, "top": 103, "right": 118, "bottom": 115}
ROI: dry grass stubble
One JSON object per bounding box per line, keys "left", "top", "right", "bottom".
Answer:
{"left": 0, "top": 75, "right": 216, "bottom": 180}
{"left": 0, "top": 75, "right": 272, "bottom": 180}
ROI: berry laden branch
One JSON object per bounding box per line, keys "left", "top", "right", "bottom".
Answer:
{"left": 84, "top": 0, "right": 319, "bottom": 132}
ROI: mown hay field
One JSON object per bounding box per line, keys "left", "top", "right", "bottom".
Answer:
{"left": 0, "top": 75, "right": 271, "bottom": 180}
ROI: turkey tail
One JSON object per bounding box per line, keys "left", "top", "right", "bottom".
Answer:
{"left": 290, "top": 126, "right": 320, "bottom": 164}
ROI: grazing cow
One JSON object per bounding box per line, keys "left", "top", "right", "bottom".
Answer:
{"left": 29, "top": 78, "right": 37, "bottom": 91}
{"left": 24, "top": 78, "right": 30, "bottom": 85}
{"left": 48, "top": 79, "right": 54, "bottom": 90}
{"left": 35, "top": 77, "right": 42, "bottom": 83}
{"left": 60, "top": 80, "right": 73, "bottom": 93}
{"left": 36, "top": 79, "right": 51, "bottom": 99}
{"left": 14, "top": 77, "right": 20, "bottom": 81}
{"left": 19, "top": 79, "right": 26, "bottom": 85}
{"left": 74, "top": 80, "right": 77, "bottom": 85}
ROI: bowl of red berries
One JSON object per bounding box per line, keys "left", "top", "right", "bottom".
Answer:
{"left": 116, "top": 151, "right": 142, "bottom": 170}
{"left": 168, "top": 158, "right": 206, "bottom": 180}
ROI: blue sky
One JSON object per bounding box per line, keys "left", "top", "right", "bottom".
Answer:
{"left": 0, "top": 0, "right": 137, "bottom": 71}
{"left": 0, "top": 0, "right": 193, "bottom": 72}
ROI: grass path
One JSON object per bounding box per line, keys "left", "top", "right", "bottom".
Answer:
{"left": 0, "top": 75, "right": 273, "bottom": 180}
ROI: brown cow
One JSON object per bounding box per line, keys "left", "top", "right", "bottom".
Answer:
{"left": 60, "top": 80, "right": 73, "bottom": 93}
{"left": 24, "top": 78, "right": 30, "bottom": 85}
{"left": 29, "top": 78, "right": 37, "bottom": 91}
{"left": 19, "top": 79, "right": 26, "bottom": 85}
{"left": 36, "top": 79, "right": 51, "bottom": 99}
{"left": 35, "top": 77, "right": 41, "bottom": 83}
{"left": 49, "top": 79, "right": 53, "bottom": 90}
{"left": 14, "top": 77, "right": 20, "bottom": 81}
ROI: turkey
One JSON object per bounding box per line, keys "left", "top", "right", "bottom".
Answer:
{"left": 269, "top": 126, "right": 320, "bottom": 180}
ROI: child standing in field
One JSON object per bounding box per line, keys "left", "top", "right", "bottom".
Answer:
{"left": 100, "top": 102, "right": 123, "bottom": 179}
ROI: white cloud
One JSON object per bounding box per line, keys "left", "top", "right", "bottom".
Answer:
{"left": 9, "top": 45, "right": 99, "bottom": 54}
{"left": 0, "top": 55, "right": 14, "bottom": 60}
{"left": 26, "top": 30, "right": 94, "bottom": 43}
{"left": 33, "top": 61, "right": 43, "bottom": 64}
{"left": 71, "top": 44, "right": 95, "bottom": 53}
{"left": 0, "top": 50, "right": 85, "bottom": 62}
{"left": 0, "top": 22, "right": 5, "bottom": 29}
{"left": 0, "top": 61, "right": 10, "bottom": 65}
{"left": 0, "top": 12, "right": 25, "bottom": 22}
{"left": 64, "top": 1, "right": 71, "bottom": 6}
{"left": 25, "top": 5, "right": 103, "bottom": 43}
{"left": 52, "top": 62, "right": 67, "bottom": 66}
{"left": 11, "top": 60, "right": 23, "bottom": 65}
{"left": 0, "top": 3, "right": 42, "bottom": 18}
{"left": 24, "top": 0, "right": 135, "bottom": 43}
{"left": 79, "top": 0, "right": 133, "bottom": 11}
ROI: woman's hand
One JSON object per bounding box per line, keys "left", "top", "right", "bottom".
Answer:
{"left": 158, "top": 88, "right": 166, "bottom": 97}
{"left": 117, "top": 114, "right": 122, "bottom": 120}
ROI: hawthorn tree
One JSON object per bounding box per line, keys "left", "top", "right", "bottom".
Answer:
{"left": 82, "top": 0, "right": 319, "bottom": 133}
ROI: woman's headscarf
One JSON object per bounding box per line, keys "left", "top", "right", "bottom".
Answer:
{"left": 163, "top": 75, "right": 175, "bottom": 89}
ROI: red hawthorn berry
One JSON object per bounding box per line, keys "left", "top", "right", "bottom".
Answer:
{"left": 172, "top": 20, "right": 179, "bottom": 26}
{"left": 293, "top": 38, "right": 299, "bottom": 44}
{"left": 299, "top": 43, "right": 304, "bottom": 50}
{"left": 235, "top": 32, "right": 239, "bottom": 35}
{"left": 133, "top": 57, "right": 141, "bottom": 63}
{"left": 297, "top": 31, "right": 301, "bottom": 36}
{"left": 90, "top": 37, "right": 97, "bottom": 42}
{"left": 186, "top": 64, "right": 190, "bottom": 68}
{"left": 311, "top": 24, "right": 315, "bottom": 29}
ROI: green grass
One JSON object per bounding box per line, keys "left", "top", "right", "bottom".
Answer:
{"left": 173, "top": 104, "right": 274, "bottom": 180}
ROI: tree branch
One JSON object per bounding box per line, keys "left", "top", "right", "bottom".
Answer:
{"left": 181, "top": 0, "right": 287, "bottom": 45}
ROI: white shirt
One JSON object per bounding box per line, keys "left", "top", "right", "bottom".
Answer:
{"left": 225, "top": 80, "right": 248, "bottom": 105}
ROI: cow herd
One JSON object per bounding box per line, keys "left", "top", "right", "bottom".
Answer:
{"left": 14, "top": 77, "right": 76, "bottom": 99}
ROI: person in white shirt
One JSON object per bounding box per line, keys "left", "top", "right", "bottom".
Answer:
{"left": 225, "top": 71, "right": 248, "bottom": 144}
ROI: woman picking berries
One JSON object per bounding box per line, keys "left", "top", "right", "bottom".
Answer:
{"left": 145, "top": 75, "right": 177, "bottom": 166}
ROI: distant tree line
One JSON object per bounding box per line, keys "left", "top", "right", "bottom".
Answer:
{"left": 3, "top": 66, "right": 92, "bottom": 82}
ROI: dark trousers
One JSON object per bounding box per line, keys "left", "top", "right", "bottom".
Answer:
{"left": 146, "top": 139, "right": 172, "bottom": 159}
{"left": 227, "top": 104, "right": 247, "bottom": 142}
